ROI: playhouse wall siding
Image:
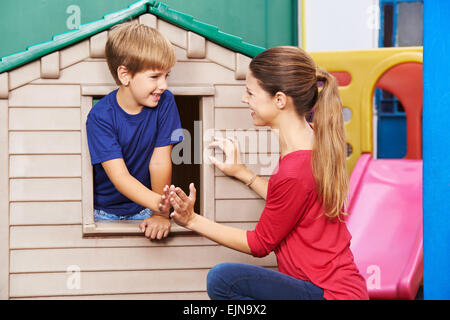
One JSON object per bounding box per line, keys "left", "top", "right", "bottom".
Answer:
{"left": 1, "top": 14, "right": 278, "bottom": 299}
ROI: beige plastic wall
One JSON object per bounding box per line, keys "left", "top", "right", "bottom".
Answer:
{"left": 0, "top": 14, "right": 278, "bottom": 299}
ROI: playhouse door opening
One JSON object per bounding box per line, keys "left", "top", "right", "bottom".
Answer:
{"left": 172, "top": 96, "right": 201, "bottom": 214}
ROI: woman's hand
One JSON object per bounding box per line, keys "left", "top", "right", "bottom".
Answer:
{"left": 169, "top": 183, "right": 197, "bottom": 228}
{"left": 208, "top": 137, "right": 246, "bottom": 178}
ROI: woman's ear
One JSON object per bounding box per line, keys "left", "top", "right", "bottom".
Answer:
{"left": 274, "top": 91, "right": 288, "bottom": 109}
{"left": 117, "top": 65, "right": 130, "bottom": 86}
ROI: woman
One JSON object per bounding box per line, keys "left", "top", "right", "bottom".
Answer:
{"left": 163, "top": 46, "right": 369, "bottom": 300}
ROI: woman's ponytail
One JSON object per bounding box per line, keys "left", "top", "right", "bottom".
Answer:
{"left": 311, "top": 67, "right": 349, "bottom": 219}
{"left": 249, "top": 47, "right": 349, "bottom": 219}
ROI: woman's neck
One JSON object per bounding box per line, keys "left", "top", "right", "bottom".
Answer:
{"left": 273, "top": 112, "right": 314, "bottom": 158}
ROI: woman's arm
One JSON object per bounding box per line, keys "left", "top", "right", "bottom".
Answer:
{"left": 233, "top": 167, "right": 269, "bottom": 200}
{"left": 188, "top": 214, "right": 251, "bottom": 254}
{"left": 169, "top": 184, "right": 252, "bottom": 255}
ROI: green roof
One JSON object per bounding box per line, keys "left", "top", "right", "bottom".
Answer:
{"left": 0, "top": 0, "right": 265, "bottom": 74}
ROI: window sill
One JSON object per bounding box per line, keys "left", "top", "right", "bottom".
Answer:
{"left": 83, "top": 220, "right": 192, "bottom": 236}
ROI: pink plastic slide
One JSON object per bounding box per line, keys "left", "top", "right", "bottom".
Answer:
{"left": 345, "top": 154, "right": 423, "bottom": 299}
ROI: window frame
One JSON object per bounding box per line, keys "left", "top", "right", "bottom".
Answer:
{"left": 378, "top": 0, "right": 424, "bottom": 48}
{"left": 376, "top": 0, "right": 422, "bottom": 158}
{"left": 80, "top": 86, "right": 215, "bottom": 236}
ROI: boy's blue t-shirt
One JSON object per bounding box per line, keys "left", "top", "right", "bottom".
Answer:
{"left": 86, "top": 89, "right": 183, "bottom": 216}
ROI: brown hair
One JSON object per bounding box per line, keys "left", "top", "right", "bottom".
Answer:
{"left": 105, "top": 21, "right": 176, "bottom": 85}
{"left": 249, "top": 46, "right": 348, "bottom": 219}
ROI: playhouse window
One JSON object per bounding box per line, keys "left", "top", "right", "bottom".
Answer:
{"left": 81, "top": 94, "right": 209, "bottom": 236}
{"left": 172, "top": 96, "right": 201, "bottom": 215}
{"left": 379, "top": 0, "right": 423, "bottom": 48}
{"left": 376, "top": 0, "right": 422, "bottom": 159}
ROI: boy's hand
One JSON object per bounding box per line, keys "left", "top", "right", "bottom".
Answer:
{"left": 139, "top": 215, "right": 170, "bottom": 240}
{"left": 158, "top": 185, "right": 171, "bottom": 214}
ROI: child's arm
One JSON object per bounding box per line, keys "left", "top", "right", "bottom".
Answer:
{"left": 148, "top": 145, "right": 173, "bottom": 218}
{"left": 102, "top": 158, "right": 171, "bottom": 239}
{"left": 101, "top": 158, "right": 163, "bottom": 211}
{"left": 137, "top": 145, "right": 173, "bottom": 239}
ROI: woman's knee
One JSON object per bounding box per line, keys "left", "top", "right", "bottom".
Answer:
{"left": 207, "top": 263, "right": 237, "bottom": 299}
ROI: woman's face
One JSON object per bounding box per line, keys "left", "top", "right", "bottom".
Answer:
{"left": 241, "top": 71, "right": 279, "bottom": 127}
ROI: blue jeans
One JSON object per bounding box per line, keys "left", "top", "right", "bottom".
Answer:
{"left": 94, "top": 208, "right": 153, "bottom": 221}
{"left": 207, "top": 263, "right": 325, "bottom": 300}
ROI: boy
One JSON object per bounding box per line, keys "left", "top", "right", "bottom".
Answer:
{"left": 86, "top": 22, "right": 182, "bottom": 239}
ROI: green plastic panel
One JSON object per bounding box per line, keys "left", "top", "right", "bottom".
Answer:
{"left": 0, "top": 0, "right": 151, "bottom": 73}
{"left": 149, "top": 2, "right": 265, "bottom": 58}
{"left": 0, "top": 0, "right": 298, "bottom": 73}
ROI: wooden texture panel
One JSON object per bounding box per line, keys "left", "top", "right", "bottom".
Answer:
{"left": 0, "top": 72, "right": 8, "bottom": 98}
{"left": 0, "top": 99, "right": 8, "bottom": 299}
{"left": 60, "top": 40, "right": 90, "bottom": 69}
{"left": 215, "top": 153, "right": 279, "bottom": 177}
{"left": 187, "top": 31, "right": 206, "bottom": 59}
{"left": 32, "top": 61, "right": 115, "bottom": 85}
{"left": 10, "top": 202, "right": 82, "bottom": 225}
{"left": 8, "top": 85, "right": 80, "bottom": 107}
{"left": 216, "top": 199, "right": 265, "bottom": 222}
{"left": 10, "top": 246, "right": 275, "bottom": 273}
{"left": 9, "top": 132, "right": 81, "bottom": 154}
{"left": 214, "top": 129, "right": 280, "bottom": 154}
{"left": 235, "top": 53, "right": 251, "bottom": 80}
{"left": 9, "top": 108, "right": 80, "bottom": 130}
{"left": 10, "top": 225, "right": 216, "bottom": 248}
{"left": 215, "top": 108, "right": 255, "bottom": 130}
{"left": 158, "top": 20, "right": 187, "bottom": 48}
{"left": 214, "top": 85, "right": 246, "bottom": 107}
{"left": 169, "top": 62, "right": 244, "bottom": 86}
{"left": 10, "top": 178, "right": 82, "bottom": 201}
{"left": 206, "top": 41, "right": 235, "bottom": 70}
{"left": 89, "top": 31, "right": 108, "bottom": 58}
{"left": 41, "top": 52, "right": 60, "bottom": 79}
{"left": 215, "top": 177, "right": 264, "bottom": 199}
{"left": 10, "top": 269, "right": 208, "bottom": 297}
{"left": 9, "top": 60, "right": 40, "bottom": 90}
{"left": 138, "top": 13, "right": 157, "bottom": 28}
{"left": 10, "top": 155, "right": 81, "bottom": 178}
{"left": 12, "top": 291, "right": 209, "bottom": 300}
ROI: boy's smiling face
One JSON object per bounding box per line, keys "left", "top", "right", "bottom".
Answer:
{"left": 128, "top": 68, "right": 171, "bottom": 107}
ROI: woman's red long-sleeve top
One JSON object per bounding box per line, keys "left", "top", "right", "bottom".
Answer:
{"left": 246, "top": 150, "right": 369, "bottom": 300}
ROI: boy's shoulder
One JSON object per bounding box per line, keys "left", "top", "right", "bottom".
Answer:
{"left": 160, "top": 89, "right": 174, "bottom": 104}
{"left": 162, "top": 89, "right": 174, "bottom": 98}
{"left": 153, "top": 90, "right": 176, "bottom": 113}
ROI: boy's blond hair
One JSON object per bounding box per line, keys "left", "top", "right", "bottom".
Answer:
{"left": 105, "top": 21, "right": 176, "bottom": 85}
